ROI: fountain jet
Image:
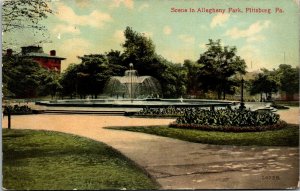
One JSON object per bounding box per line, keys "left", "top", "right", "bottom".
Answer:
{"left": 104, "top": 63, "right": 162, "bottom": 99}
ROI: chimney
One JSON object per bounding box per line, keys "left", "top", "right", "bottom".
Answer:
{"left": 50, "top": 50, "right": 56, "bottom": 56}
{"left": 7, "top": 49, "right": 12, "bottom": 56}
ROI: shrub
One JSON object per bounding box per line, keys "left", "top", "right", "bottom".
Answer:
{"left": 135, "top": 106, "right": 203, "bottom": 117}
{"left": 175, "top": 109, "right": 280, "bottom": 126}
{"left": 170, "top": 109, "right": 286, "bottom": 132}
{"left": 3, "top": 105, "right": 32, "bottom": 115}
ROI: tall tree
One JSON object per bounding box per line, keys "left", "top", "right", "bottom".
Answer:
{"left": 60, "top": 54, "right": 127, "bottom": 98}
{"left": 59, "top": 64, "right": 79, "bottom": 99}
{"left": 197, "top": 39, "right": 246, "bottom": 99}
{"left": 249, "top": 72, "right": 278, "bottom": 101}
{"left": 276, "top": 64, "right": 299, "bottom": 100}
{"left": 183, "top": 59, "right": 201, "bottom": 97}
{"left": 2, "top": 55, "right": 54, "bottom": 98}
{"left": 123, "top": 26, "right": 155, "bottom": 69}
{"left": 122, "top": 26, "right": 186, "bottom": 98}
{"left": 39, "top": 71, "right": 62, "bottom": 99}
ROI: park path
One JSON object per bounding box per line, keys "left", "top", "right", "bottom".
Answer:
{"left": 2, "top": 108, "right": 299, "bottom": 189}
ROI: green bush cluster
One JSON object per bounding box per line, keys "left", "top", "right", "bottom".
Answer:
{"left": 3, "top": 105, "right": 32, "bottom": 115}
{"left": 135, "top": 107, "right": 202, "bottom": 117}
{"left": 175, "top": 109, "right": 280, "bottom": 127}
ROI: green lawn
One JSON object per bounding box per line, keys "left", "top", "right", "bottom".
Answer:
{"left": 107, "top": 125, "right": 299, "bottom": 147}
{"left": 2, "top": 129, "right": 159, "bottom": 190}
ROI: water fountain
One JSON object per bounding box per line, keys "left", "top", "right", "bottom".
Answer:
{"left": 36, "top": 63, "right": 236, "bottom": 111}
{"left": 104, "top": 63, "right": 161, "bottom": 100}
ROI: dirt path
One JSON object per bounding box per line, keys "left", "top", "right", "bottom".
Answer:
{"left": 2, "top": 113, "right": 299, "bottom": 189}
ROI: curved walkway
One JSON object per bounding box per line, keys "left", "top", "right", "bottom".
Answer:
{"left": 2, "top": 109, "right": 299, "bottom": 189}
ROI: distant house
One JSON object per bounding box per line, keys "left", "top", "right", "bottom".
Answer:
{"left": 6, "top": 46, "right": 65, "bottom": 73}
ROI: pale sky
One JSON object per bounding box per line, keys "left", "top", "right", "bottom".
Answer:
{"left": 3, "top": 0, "right": 299, "bottom": 72}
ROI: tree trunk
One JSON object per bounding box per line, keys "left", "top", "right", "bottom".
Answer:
{"left": 217, "top": 90, "right": 221, "bottom": 99}
{"left": 260, "top": 93, "right": 263, "bottom": 102}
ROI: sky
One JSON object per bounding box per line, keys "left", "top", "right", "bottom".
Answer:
{"left": 3, "top": 0, "right": 299, "bottom": 72}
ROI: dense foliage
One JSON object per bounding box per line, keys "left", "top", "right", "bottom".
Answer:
{"left": 3, "top": 105, "right": 32, "bottom": 115}
{"left": 2, "top": 56, "right": 59, "bottom": 98}
{"left": 168, "top": 109, "right": 285, "bottom": 132}
{"left": 249, "top": 65, "right": 299, "bottom": 101}
{"left": 196, "top": 39, "right": 247, "bottom": 99}
{"left": 3, "top": 24, "right": 298, "bottom": 100}
{"left": 249, "top": 71, "right": 279, "bottom": 101}
{"left": 59, "top": 54, "right": 126, "bottom": 98}
{"left": 175, "top": 109, "right": 280, "bottom": 126}
{"left": 122, "top": 27, "right": 187, "bottom": 98}
{"left": 135, "top": 106, "right": 189, "bottom": 117}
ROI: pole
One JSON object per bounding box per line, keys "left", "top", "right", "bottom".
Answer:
{"left": 131, "top": 71, "right": 133, "bottom": 102}
{"left": 8, "top": 110, "right": 11, "bottom": 129}
{"left": 239, "top": 78, "right": 245, "bottom": 110}
{"left": 129, "top": 63, "right": 133, "bottom": 103}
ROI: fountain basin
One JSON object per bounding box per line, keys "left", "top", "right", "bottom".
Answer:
{"left": 36, "top": 99, "right": 237, "bottom": 109}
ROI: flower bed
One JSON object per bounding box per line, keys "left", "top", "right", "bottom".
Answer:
{"left": 170, "top": 109, "right": 286, "bottom": 132}
{"left": 134, "top": 107, "right": 202, "bottom": 117}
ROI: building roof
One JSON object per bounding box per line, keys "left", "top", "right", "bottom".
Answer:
{"left": 24, "top": 52, "right": 66, "bottom": 60}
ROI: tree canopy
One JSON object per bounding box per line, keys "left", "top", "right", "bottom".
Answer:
{"left": 249, "top": 72, "right": 278, "bottom": 101}
{"left": 2, "top": 55, "right": 57, "bottom": 98}
{"left": 60, "top": 53, "right": 127, "bottom": 98}
{"left": 2, "top": 0, "right": 53, "bottom": 32}
{"left": 197, "top": 39, "right": 247, "bottom": 99}
{"left": 249, "top": 65, "right": 299, "bottom": 101}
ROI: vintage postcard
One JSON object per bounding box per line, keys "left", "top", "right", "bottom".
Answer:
{"left": 2, "top": 0, "right": 299, "bottom": 190}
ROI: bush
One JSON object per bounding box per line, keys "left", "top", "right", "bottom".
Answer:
{"left": 170, "top": 109, "right": 285, "bottom": 132}
{"left": 135, "top": 106, "right": 203, "bottom": 117}
{"left": 175, "top": 109, "right": 280, "bottom": 126}
{"left": 3, "top": 105, "right": 32, "bottom": 115}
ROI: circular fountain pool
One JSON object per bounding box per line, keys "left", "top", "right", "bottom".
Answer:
{"left": 36, "top": 98, "right": 237, "bottom": 109}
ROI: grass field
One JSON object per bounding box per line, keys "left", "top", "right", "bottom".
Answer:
{"left": 2, "top": 129, "right": 158, "bottom": 190}
{"left": 107, "top": 124, "right": 299, "bottom": 147}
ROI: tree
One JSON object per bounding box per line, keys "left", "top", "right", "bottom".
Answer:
{"left": 59, "top": 64, "right": 79, "bottom": 99}
{"left": 197, "top": 39, "right": 246, "bottom": 99}
{"left": 161, "top": 63, "right": 187, "bottom": 98}
{"left": 60, "top": 54, "right": 127, "bottom": 98}
{"left": 3, "top": 0, "right": 53, "bottom": 32}
{"left": 249, "top": 72, "right": 278, "bottom": 101}
{"left": 122, "top": 27, "right": 186, "bottom": 98}
{"left": 2, "top": 55, "right": 54, "bottom": 98}
{"left": 123, "top": 26, "right": 155, "bottom": 69}
{"left": 2, "top": 0, "right": 53, "bottom": 48}
{"left": 276, "top": 64, "right": 299, "bottom": 100}
{"left": 183, "top": 59, "right": 201, "bottom": 97}
{"left": 39, "top": 71, "right": 62, "bottom": 99}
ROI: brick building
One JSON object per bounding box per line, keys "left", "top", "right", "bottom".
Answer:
{"left": 7, "top": 46, "right": 65, "bottom": 73}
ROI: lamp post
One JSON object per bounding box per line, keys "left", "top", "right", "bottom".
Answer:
{"left": 129, "top": 63, "right": 133, "bottom": 103}
{"left": 239, "top": 77, "right": 246, "bottom": 110}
